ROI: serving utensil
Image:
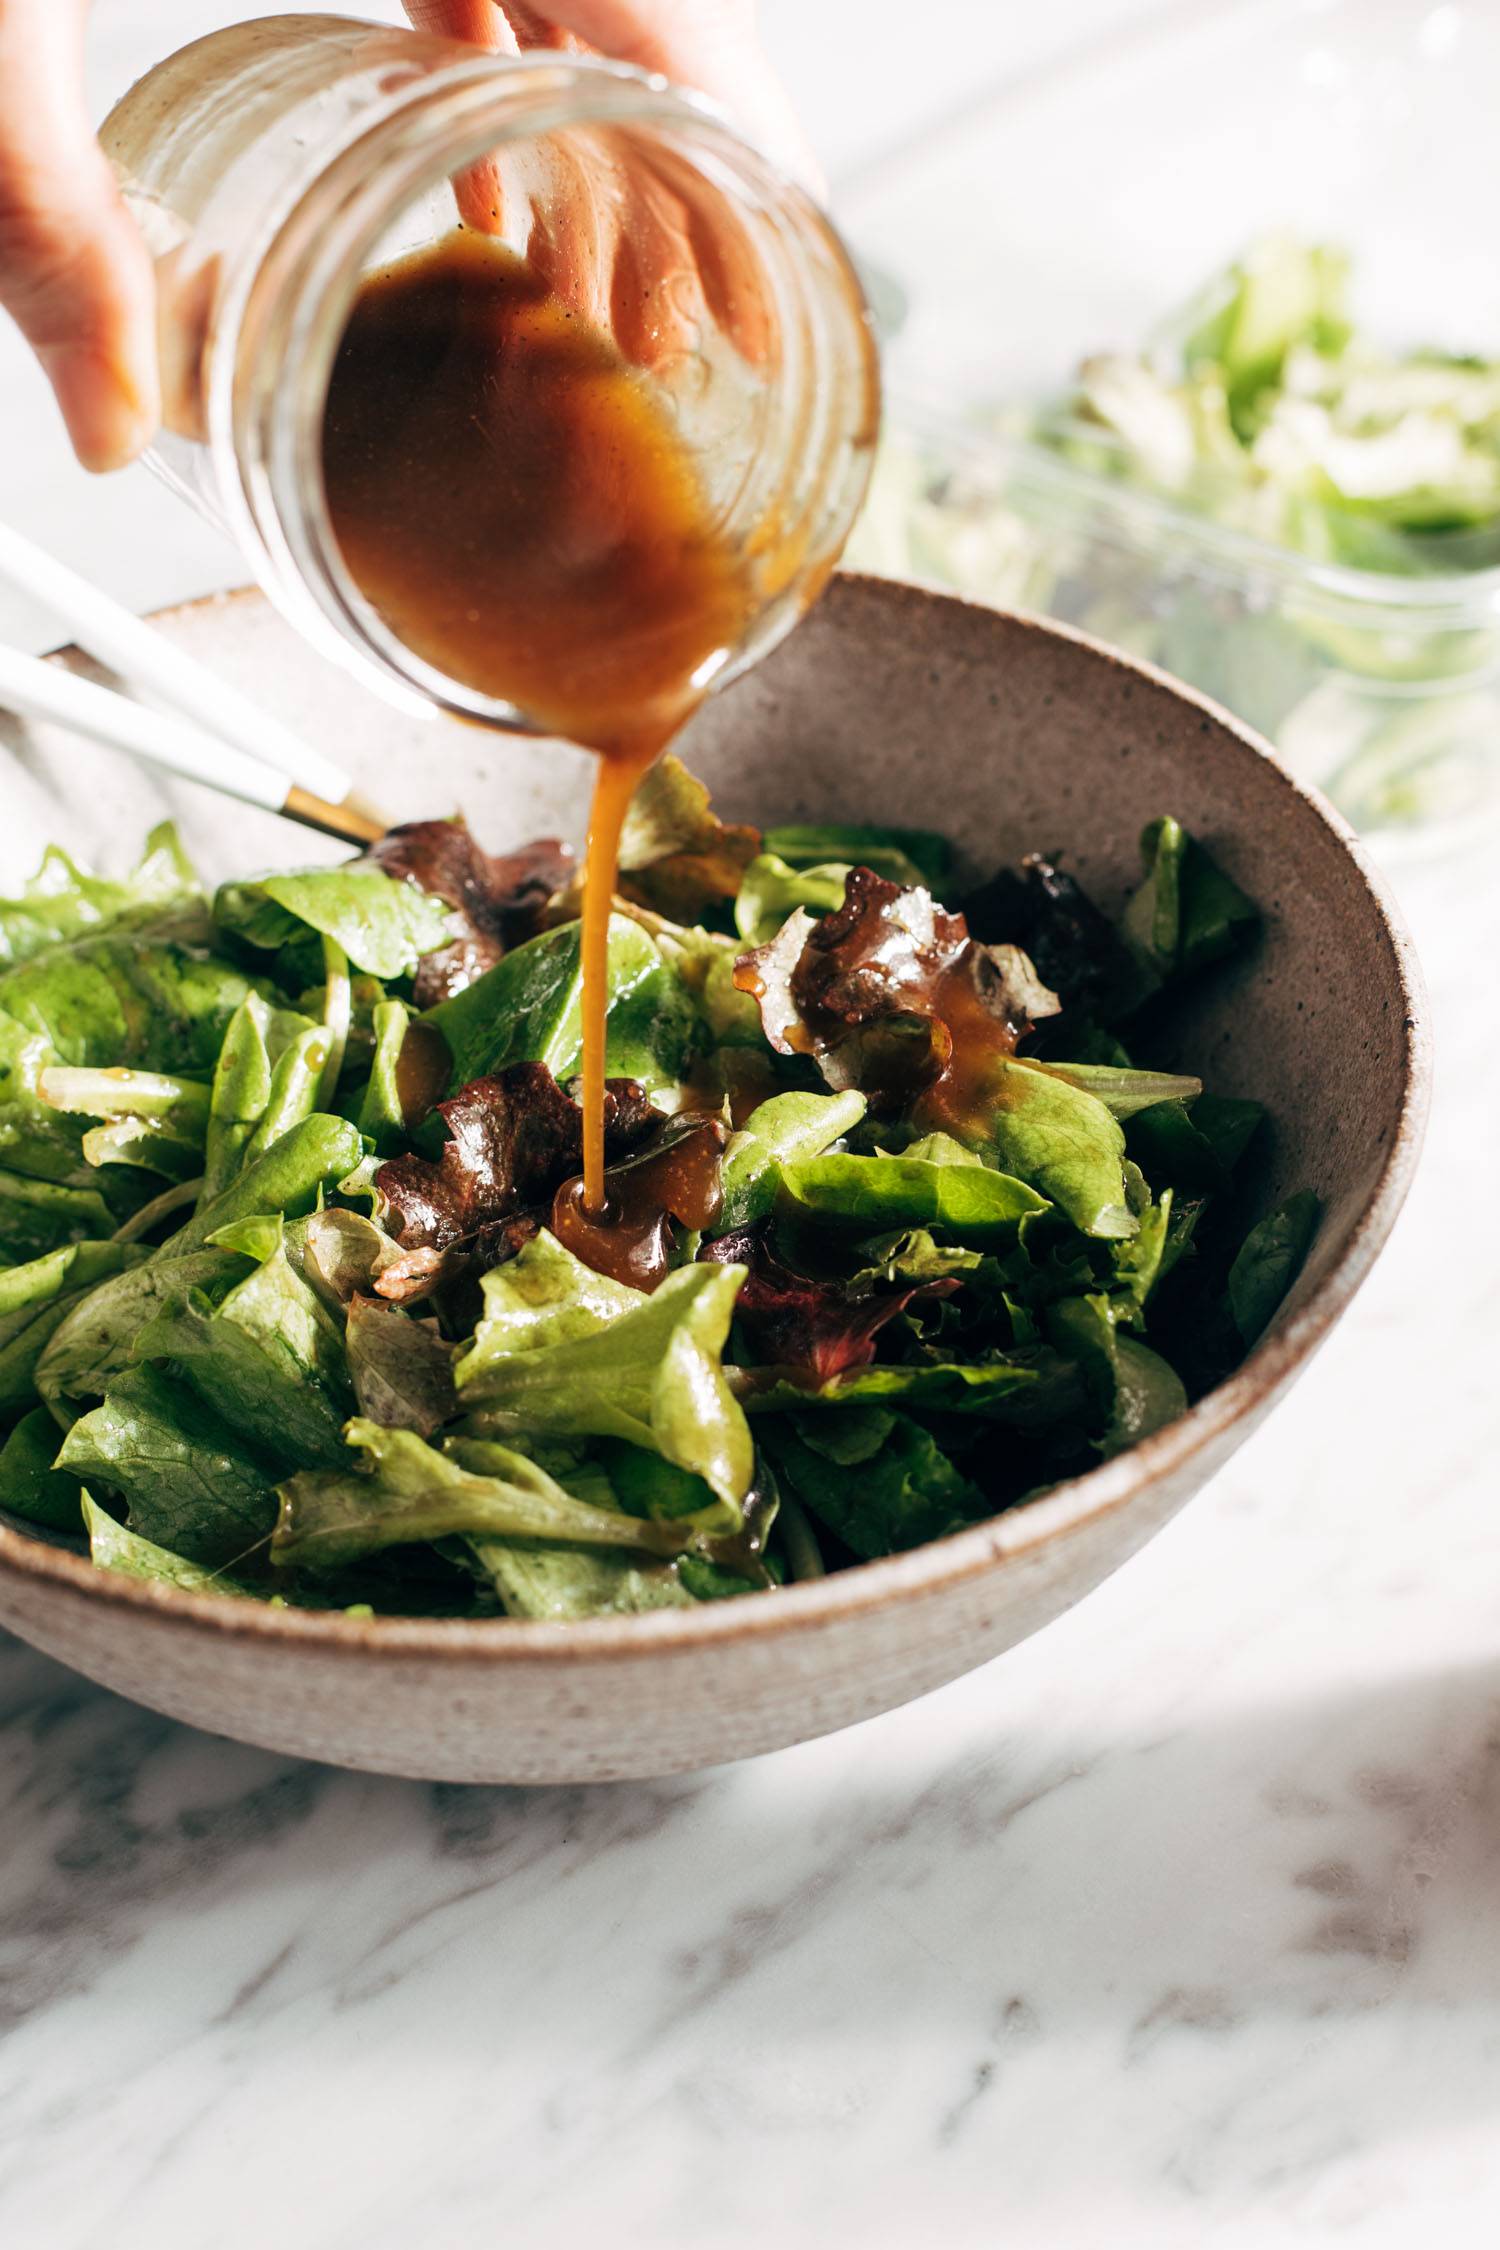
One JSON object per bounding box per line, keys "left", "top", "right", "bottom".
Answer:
{"left": 0, "top": 521, "right": 386, "bottom": 844}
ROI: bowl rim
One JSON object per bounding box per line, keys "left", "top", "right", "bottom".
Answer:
{"left": 0, "top": 576, "right": 1433, "bottom": 1663}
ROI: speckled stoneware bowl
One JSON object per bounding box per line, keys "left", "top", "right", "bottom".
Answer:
{"left": 0, "top": 578, "right": 1428, "bottom": 1783}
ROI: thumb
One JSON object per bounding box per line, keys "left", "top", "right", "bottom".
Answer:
{"left": 0, "top": 0, "right": 159, "bottom": 470}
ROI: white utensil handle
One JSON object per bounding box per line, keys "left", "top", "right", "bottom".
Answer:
{"left": 0, "top": 643, "right": 289, "bottom": 812}
{"left": 0, "top": 520, "right": 351, "bottom": 802}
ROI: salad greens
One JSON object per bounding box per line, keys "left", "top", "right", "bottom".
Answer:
{"left": 0, "top": 768, "right": 1318, "bottom": 1617}
{"left": 849, "top": 236, "right": 1500, "bottom": 834}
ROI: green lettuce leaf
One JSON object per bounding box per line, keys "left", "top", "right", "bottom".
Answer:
{"left": 1122, "top": 817, "right": 1258, "bottom": 986}
{"left": 762, "top": 823, "right": 952, "bottom": 891}
{"left": 133, "top": 1220, "right": 351, "bottom": 1471}
{"left": 1125, "top": 1092, "right": 1264, "bottom": 1192}
{"left": 1228, "top": 1189, "right": 1320, "bottom": 1345}
{"left": 356, "top": 998, "right": 411, "bottom": 1152}
{"left": 58, "top": 1363, "right": 277, "bottom": 1565}
{"left": 0, "top": 1238, "right": 146, "bottom": 1419}
{"left": 273, "top": 1420, "right": 689, "bottom": 1573}
{"left": 759, "top": 1406, "right": 983, "bottom": 1559}
{"left": 715, "top": 1088, "right": 867, "bottom": 1234}
{"left": 733, "top": 853, "right": 853, "bottom": 946}
{"left": 0, "top": 823, "right": 195, "bottom": 970}
{"left": 35, "top": 1115, "right": 361, "bottom": 1416}
{"left": 968, "top": 1058, "right": 1137, "bottom": 1239}
{"left": 202, "top": 993, "right": 326, "bottom": 1196}
{"left": 213, "top": 865, "right": 454, "bottom": 979}
{"left": 468, "top": 1536, "right": 695, "bottom": 1618}
{"left": 1030, "top": 1062, "right": 1203, "bottom": 1118}
{"left": 1047, "top": 1294, "right": 1187, "bottom": 1457}
{"left": 467, "top": 1229, "right": 644, "bottom": 1356}
{"left": 0, "top": 1169, "right": 112, "bottom": 1264}
{"left": 0, "top": 1406, "right": 85, "bottom": 1533}
{"left": 778, "top": 1149, "right": 1047, "bottom": 1243}
{"left": 456, "top": 1260, "right": 753, "bottom": 1520}
{"left": 0, "top": 910, "right": 267, "bottom": 1072}
{"left": 425, "top": 914, "right": 696, "bottom": 1096}
{"left": 81, "top": 1492, "right": 256, "bottom": 1596}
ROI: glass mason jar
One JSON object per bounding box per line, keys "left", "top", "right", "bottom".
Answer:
{"left": 101, "top": 14, "right": 880, "bottom": 729}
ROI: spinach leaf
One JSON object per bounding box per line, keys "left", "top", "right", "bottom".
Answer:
{"left": 1126, "top": 1092, "right": 1264, "bottom": 1192}
{"left": 213, "top": 865, "right": 454, "bottom": 979}
{"left": 0, "top": 823, "right": 194, "bottom": 969}
{"left": 274, "top": 1421, "right": 688, "bottom": 1573}
{"left": 762, "top": 823, "right": 952, "bottom": 891}
{"left": 1228, "top": 1190, "right": 1320, "bottom": 1345}
{"left": 133, "top": 1221, "right": 352, "bottom": 1472}
{"left": 1029, "top": 1062, "right": 1203, "bottom": 1118}
{"left": 714, "top": 1089, "right": 867, "bottom": 1234}
{"left": 456, "top": 1260, "right": 753, "bottom": 1521}
{"left": 760, "top": 1406, "right": 983, "bottom": 1559}
{"left": 0, "top": 1406, "right": 85, "bottom": 1533}
{"left": 1122, "top": 817, "right": 1258, "bottom": 986}
{"left": 81, "top": 1492, "right": 257, "bottom": 1596}
{"left": 58, "top": 1364, "right": 277, "bottom": 1565}
{"left": 778, "top": 1149, "right": 1047, "bottom": 1243}
{"left": 425, "top": 915, "right": 696, "bottom": 1096}
{"left": 1047, "top": 1294, "right": 1187, "bottom": 1457}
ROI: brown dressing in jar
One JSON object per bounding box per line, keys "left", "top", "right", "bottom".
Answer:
{"left": 321, "top": 233, "right": 758, "bottom": 1218}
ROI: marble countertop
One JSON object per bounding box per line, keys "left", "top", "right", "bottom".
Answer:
{"left": 5, "top": 6, "right": 1500, "bottom": 2245}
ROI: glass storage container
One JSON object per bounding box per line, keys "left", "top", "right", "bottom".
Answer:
{"left": 840, "top": 0, "right": 1500, "bottom": 850}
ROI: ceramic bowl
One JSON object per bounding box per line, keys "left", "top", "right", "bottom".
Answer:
{"left": 0, "top": 577, "right": 1429, "bottom": 1782}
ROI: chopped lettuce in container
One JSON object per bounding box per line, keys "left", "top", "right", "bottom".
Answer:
{"left": 848, "top": 237, "right": 1500, "bottom": 840}
{"left": 0, "top": 769, "right": 1317, "bottom": 1618}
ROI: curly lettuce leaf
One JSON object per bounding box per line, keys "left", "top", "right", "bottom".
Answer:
{"left": 469, "top": 1536, "right": 696, "bottom": 1619}
{"left": 456, "top": 1260, "right": 753, "bottom": 1520}
{"left": 467, "top": 1228, "right": 643, "bottom": 1356}
{"left": 762, "top": 823, "right": 951, "bottom": 891}
{"left": 616, "top": 753, "right": 761, "bottom": 921}
{"left": 733, "top": 853, "right": 853, "bottom": 947}
{"left": 0, "top": 823, "right": 195, "bottom": 970}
